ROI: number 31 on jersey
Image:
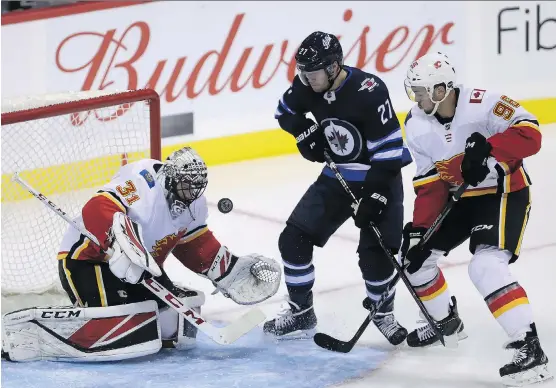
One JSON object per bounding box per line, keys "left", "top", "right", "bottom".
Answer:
{"left": 116, "top": 180, "right": 140, "bottom": 206}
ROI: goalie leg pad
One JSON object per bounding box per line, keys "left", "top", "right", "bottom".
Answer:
{"left": 2, "top": 301, "right": 161, "bottom": 362}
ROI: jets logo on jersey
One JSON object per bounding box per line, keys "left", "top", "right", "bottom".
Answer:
{"left": 359, "top": 78, "right": 379, "bottom": 92}
{"left": 321, "top": 118, "right": 363, "bottom": 163}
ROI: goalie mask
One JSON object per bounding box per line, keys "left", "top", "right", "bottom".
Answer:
{"left": 157, "top": 147, "right": 208, "bottom": 218}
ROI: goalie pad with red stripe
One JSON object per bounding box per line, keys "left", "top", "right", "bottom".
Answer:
{"left": 1, "top": 301, "right": 161, "bottom": 362}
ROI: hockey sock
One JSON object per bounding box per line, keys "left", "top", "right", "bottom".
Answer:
{"left": 283, "top": 258, "right": 315, "bottom": 307}
{"left": 469, "top": 245, "right": 533, "bottom": 339}
{"left": 278, "top": 225, "right": 315, "bottom": 307}
{"left": 414, "top": 268, "right": 451, "bottom": 321}
{"left": 364, "top": 271, "right": 396, "bottom": 314}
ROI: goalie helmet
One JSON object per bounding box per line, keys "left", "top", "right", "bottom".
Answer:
{"left": 157, "top": 147, "right": 208, "bottom": 218}
{"left": 404, "top": 52, "right": 457, "bottom": 116}
{"left": 295, "top": 31, "right": 343, "bottom": 92}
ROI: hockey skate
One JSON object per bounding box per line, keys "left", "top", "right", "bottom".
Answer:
{"left": 500, "top": 324, "right": 552, "bottom": 387}
{"left": 362, "top": 297, "right": 407, "bottom": 346}
{"left": 263, "top": 295, "right": 317, "bottom": 340}
{"left": 407, "top": 296, "right": 467, "bottom": 348}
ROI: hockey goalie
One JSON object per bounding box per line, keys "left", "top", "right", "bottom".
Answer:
{"left": 2, "top": 147, "right": 281, "bottom": 362}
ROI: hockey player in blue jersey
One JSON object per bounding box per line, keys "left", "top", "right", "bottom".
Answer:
{"left": 263, "top": 31, "right": 412, "bottom": 345}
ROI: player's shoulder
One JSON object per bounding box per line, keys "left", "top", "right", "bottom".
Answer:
{"left": 342, "top": 66, "right": 389, "bottom": 96}
{"left": 287, "top": 74, "right": 312, "bottom": 97}
{"left": 404, "top": 105, "right": 434, "bottom": 138}
{"left": 181, "top": 194, "right": 208, "bottom": 225}
{"left": 458, "top": 86, "right": 514, "bottom": 110}
{"left": 456, "top": 86, "right": 513, "bottom": 122}
{"left": 106, "top": 159, "right": 161, "bottom": 193}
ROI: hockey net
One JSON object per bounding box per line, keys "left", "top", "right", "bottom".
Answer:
{"left": 1, "top": 89, "right": 161, "bottom": 313}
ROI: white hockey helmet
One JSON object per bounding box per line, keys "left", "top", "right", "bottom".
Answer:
{"left": 404, "top": 52, "right": 456, "bottom": 115}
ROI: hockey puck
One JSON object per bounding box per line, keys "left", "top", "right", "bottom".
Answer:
{"left": 217, "top": 198, "right": 233, "bottom": 214}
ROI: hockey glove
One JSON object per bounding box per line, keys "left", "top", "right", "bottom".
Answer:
{"left": 206, "top": 246, "right": 281, "bottom": 305}
{"left": 400, "top": 222, "right": 431, "bottom": 274}
{"left": 295, "top": 121, "right": 326, "bottom": 163}
{"left": 353, "top": 191, "right": 389, "bottom": 229}
{"left": 461, "top": 132, "right": 493, "bottom": 187}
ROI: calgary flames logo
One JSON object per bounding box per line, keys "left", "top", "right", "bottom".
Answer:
{"left": 435, "top": 153, "right": 464, "bottom": 185}
{"left": 151, "top": 230, "right": 187, "bottom": 262}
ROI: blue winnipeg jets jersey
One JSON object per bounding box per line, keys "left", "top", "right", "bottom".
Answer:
{"left": 275, "top": 66, "right": 412, "bottom": 188}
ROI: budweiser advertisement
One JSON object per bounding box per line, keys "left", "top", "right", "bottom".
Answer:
{"left": 2, "top": 1, "right": 465, "bottom": 142}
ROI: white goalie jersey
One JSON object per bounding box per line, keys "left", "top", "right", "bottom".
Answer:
{"left": 58, "top": 159, "right": 213, "bottom": 268}
{"left": 404, "top": 87, "right": 541, "bottom": 228}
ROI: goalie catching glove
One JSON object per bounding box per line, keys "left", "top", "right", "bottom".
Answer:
{"left": 206, "top": 246, "right": 281, "bottom": 305}
{"left": 108, "top": 212, "right": 162, "bottom": 283}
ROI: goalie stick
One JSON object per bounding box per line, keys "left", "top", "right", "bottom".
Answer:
{"left": 313, "top": 151, "right": 468, "bottom": 352}
{"left": 12, "top": 172, "right": 265, "bottom": 346}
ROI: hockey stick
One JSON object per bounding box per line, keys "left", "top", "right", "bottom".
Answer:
{"left": 314, "top": 182, "right": 467, "bottom": 353}
{"left": 12, "top": 173, "right": 265, "bottom": 345}
{"left": 314, "top": 151, "right": 467, "bottom": 352}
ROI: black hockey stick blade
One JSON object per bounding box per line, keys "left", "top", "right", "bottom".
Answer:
{"left": 314, "top": 315, "right": 372, "bottom": 353}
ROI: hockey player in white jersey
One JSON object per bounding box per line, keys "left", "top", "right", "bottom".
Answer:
{"left": 400, "top": 52, "right": 551, "bottom": 386}
{"left": 2, "top": 147, "right": 280, "bottom": 362}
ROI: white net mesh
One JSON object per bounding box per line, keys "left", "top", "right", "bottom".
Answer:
{"left": 1, "top": 89, "right": 160, "bottom": 312}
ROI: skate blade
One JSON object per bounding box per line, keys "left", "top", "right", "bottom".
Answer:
{"left": 502, "top": 364, "right": 553, "bottom": 387}
{"left": 408, "top": 330, "right": 468, "bottom": 349}
{"left": 266, "top": 328, "right": 316, "bottom": 341}
{"left": 443, "top": 325, "right": 469, "bottom": 348}
{"left": 443, "top": 332, "right": 459, "bottom": 348}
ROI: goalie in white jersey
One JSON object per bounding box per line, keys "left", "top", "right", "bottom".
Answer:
{"left": 2, "top": 147, "right": 280, "bottom": 362}
{"left": 401, "top": 52, "right": 551, "bottom": 386}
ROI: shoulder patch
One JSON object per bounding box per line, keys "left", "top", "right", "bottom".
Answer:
{"left": 470, "top": 89, "right": 486, "bottom": 103}
{"left": 358, "top": 77, "right": 379, "bottom": 92}
{"left": 139, "top": 169, "right": 155, "bottom": 188}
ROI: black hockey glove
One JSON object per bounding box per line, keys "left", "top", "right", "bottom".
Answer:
{"left": 353, "top": 191, "right": 389, "bottom": 229}
{"left": 461, "top": 132, "right": 493, "bottom": 187}
{"left": 295, "top": 122, "right": 325, "bottom": 163}
{"left": 400, "top": 222, "right": 431, "bottom": 274}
